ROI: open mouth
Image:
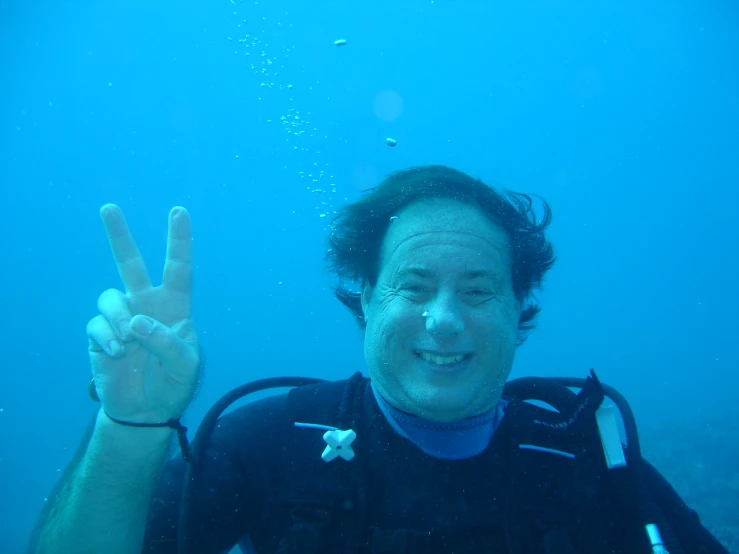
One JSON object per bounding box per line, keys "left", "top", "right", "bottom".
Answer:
{"left": 415, "top": 351, "right": 472, "bottom": 367}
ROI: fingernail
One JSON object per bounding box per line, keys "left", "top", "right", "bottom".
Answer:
{"left": 133, "top": 316, "right": 155, "bottom": 335}
{"left": 107, "top": 340, "right": 122, "bottom": 356}
{"left": 119, "top": 319, "right": 130, "bottom": 338}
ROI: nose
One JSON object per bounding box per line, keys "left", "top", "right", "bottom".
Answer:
{"left": 425, "top": 295, "right": 464, "bottom": 336}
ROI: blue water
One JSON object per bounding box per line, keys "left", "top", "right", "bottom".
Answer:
{"left": 1, "top": 0, "right": 737, "bottom": 552}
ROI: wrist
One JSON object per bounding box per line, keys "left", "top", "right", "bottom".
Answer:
{"left": 93, "top": 409, "right": 175, "bottom": 458}
{"left": 100, "top": 408, "right": 191, "bottom": 461}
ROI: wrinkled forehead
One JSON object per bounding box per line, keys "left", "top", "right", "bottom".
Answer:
{"left": 379, "top": 198, "right": 512, "bottom": 268}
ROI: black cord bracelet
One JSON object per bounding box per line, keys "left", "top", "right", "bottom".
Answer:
{"left": 104, "top": 411, "right": 191, "bottom": 462}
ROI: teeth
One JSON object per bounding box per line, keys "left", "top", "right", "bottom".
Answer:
{"left": 420, "top": 352, "right": 466, "bottom": 365}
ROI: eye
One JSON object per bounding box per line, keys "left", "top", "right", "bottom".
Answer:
{"left": 399, "top": 283, "right": 432, "bottom": 298}
{"left": 463, "top": 289, "right": 495, "bottom": 305}
{"left": 466, "top": 289, "right": 491, "bottom": 296}
{"left": 406, "top": 285, "right": 427, "bottom": 292}
{"left": 402, "top": 284, "right": 431, "bottom": 296}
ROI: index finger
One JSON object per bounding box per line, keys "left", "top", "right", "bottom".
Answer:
{"left": 162, "top": 206, "right": 193, "bottom": 296}
{"left": 100, "top": 204, "right": 153, "bottom": 294}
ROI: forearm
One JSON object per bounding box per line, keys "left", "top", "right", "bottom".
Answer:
{"left": 33, "top": 410, "right": 174, "bottom": 554}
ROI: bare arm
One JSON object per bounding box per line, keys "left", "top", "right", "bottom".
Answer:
{"left": 30, "top": 204, "right": 200, "bottom": 553}
{"left": 32, "top": 412, "right": 173, "bottom": 554}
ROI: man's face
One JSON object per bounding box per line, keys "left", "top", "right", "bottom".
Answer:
{"left": 361, "top": 198, "right": 522, "bottom": 422}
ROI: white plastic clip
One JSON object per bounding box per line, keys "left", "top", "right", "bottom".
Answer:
{"left": 322, "top": 429, "right": 356, "bottom": 461}
{"left": 294, "top": 422, "right": 357, "bottom": 462}
{"left": 595, "top": 404, "right": 627, "bottom": 469}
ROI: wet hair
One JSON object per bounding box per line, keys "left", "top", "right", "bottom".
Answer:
{"left": 326, "top": 165, "right": 556, "bottom": 345}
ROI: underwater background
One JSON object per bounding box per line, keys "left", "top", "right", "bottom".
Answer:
{"left": 1, "top": 0, "right": 737, "bottom": 552}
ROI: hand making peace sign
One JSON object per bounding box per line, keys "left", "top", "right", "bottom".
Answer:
{"left": 87, "top": 204, "right": 200, "bottom": 424}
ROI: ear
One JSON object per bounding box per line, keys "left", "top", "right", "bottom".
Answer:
{"left": 361, "top": 281, "right": 373, "bottom": 322}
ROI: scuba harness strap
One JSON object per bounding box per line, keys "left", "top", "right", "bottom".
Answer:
{"left": 276, "top": 372, "right": 369, "bottom": 554}
{"left": 502, "top": 372, "right": 607, "bottom": 553}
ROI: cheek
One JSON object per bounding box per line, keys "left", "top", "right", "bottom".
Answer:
{"left": 473, "top": 305, "right": 519, "bottom": 348}
{"left": 374, "top": 304, "right": 419, "bottom": 349}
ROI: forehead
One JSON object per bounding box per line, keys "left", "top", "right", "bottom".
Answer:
{"left": 378, "top": 198, "right": 512, "bottom": 275}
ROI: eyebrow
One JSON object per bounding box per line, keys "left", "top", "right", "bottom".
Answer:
{"left": 396, "top": 267, "right": 500, "bottom": 281}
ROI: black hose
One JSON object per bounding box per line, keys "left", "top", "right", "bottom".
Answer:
{"left": 550, "top": 373, "right": 641, "bottom": 464}
{"left": 503, "top": 376, "right": 580, "bottom": 414}
{"left": 177, "top": 376, "right": 326, "bottom": 554}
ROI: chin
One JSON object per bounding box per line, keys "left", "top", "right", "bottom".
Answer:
{"left": 407, "top": 388, "right": 479, "bottom": 421}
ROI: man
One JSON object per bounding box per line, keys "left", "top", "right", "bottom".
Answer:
{"left": 29, "top": 165, "right": 727, "bottom": 554}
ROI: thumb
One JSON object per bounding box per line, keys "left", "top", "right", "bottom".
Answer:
{"left": 130, "top": 314, "right": 195, "bottom": 370}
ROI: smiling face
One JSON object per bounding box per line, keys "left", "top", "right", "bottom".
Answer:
{"left": 361, "top": 198, "right": 522, "bottom": 422}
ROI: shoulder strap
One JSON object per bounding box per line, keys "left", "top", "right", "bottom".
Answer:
{"left": 273, "top": 372, "right": 369, "bottom": 554}
{"left": 501, "top": 376, "right": 609, "bottom": 553}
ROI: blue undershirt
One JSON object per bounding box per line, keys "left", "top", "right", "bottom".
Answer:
{"left": 370, "top": 382, "right": 506, "bottom": 460}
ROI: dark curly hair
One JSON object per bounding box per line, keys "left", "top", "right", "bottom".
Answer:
{"left": 326, "top": 165, "right": 556, "bottom": 345}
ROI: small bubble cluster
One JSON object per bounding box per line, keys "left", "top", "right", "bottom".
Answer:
{"left": 227, "top": 1, "right": 347, "bottom": 222}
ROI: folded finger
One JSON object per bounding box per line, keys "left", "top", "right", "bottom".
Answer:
{"left": 87, "top": 314, "right": 126, "bottom": 358}
{"left": 130, "top": 315, "right": 198, "bottom": 376}
{"left": 97, "top": 288, "right": 134, "bottom": 341}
